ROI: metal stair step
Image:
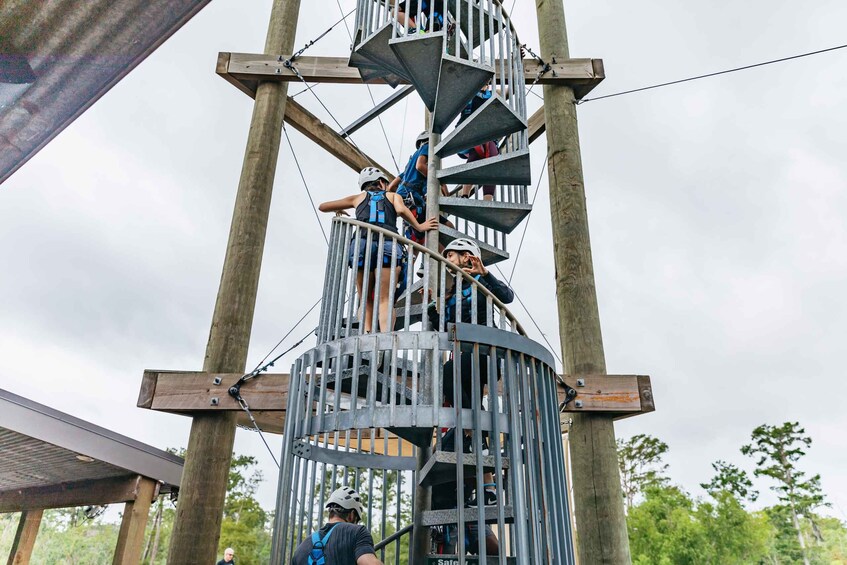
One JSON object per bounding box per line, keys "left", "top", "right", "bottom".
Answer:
{"left": 394, "top": 276, "right": 425, "bottom": 308}
{"left": 320, "top": 365, "right": 413, "bottom": 405}
{"left": 387, "top": 426, "right": 434, "bottom": 448}
{"left": 438, "top": 224, "right": 509, "bottom": 265}
{"left": 439, "top": 197, "right": 531, "bottom": 234}
{"left": 445, "top": 0, "right": 504, "bottom": 48}
{"left": 422, "top": 505, "right": 515, "bottom": 526}
{"left": 434, "top": 95, "right": 526, "bottom": 157}
{"left": 389, "top": 32, "right": 445, "bottom": 110}
{"left": 354, "top": 22, "right": 411, "bottom": 81}
{"left": 437, "top": 148, "right": 531, "bottom": 186}
{"left": 394, "top": 303, "right": 425, "bottom": 329}
{"left": 419, "top": 450, "right": 511, "bottom": 487}
{"left": 432, "top": 55, "right": 494, "bottom": 134}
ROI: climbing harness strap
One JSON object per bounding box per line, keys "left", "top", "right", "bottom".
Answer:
{"left": 445, "top": 274, "right": 481, "bottom": 321}
{"left": 308, "top": 524, "right": 338, "bottom": 565}
{"left": 367, "top": 190, "right": 387, "bottom": 225}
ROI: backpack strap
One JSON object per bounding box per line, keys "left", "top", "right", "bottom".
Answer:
{"left": 307, "top": 524, "right": 338, "bottom": 565}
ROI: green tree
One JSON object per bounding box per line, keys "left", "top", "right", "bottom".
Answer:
{"left": 696, "top": 491, "right": 770, "bottom": 564}
{"left": 742, "top": 422, "right": 827, "bottom": 565}
{"left": 617, "top": 433, "right": 670, "bottom": 509}
{"left": 700, "top": 460, "right": 758, "bottom": 504}
{"left": 218, "top": 454, "right": 271, "bottom": 564}
{"left": 626, "top": 484, "right": 712, "bottom": 565}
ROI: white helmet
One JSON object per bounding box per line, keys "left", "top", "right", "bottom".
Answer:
{"left": 358, "top": 167, "right": 389, "bottom": 189}
{"left": 416, "top": 130, "right": 429, "bottom": 147}
{"left": 444, "top": 238, "right": 481, "bottom": 259}
{"left": 326, "top": 486, "right": 365, "bottom": 519}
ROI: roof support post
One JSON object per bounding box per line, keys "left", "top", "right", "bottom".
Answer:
{"left": 112, "top": 477, "right": 156, "bottom": 565}
{"left": 165, "top": 0, "right": 302, "bottom": 562}
{"left": 534, "top": 0, "right": 632, "bottom": 563}
{"left": 6, "top": 509, "right": 42, "bottom": 565}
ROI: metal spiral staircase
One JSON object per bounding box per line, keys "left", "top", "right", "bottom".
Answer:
{"left": 271, "top": 2, "right": 575, "bottom": 563}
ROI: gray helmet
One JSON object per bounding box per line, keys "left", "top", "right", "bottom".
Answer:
{"left": 358, "top": 166, "right": 389, "bottom": 190}
{"left": 444, "top": 237, "right": 481, "bottom": 259}
{"left": 326, "top": 486, "right": 365, "bottom": 519}
{"left": 416, "top": 130, "right": 429, "bottom": 148}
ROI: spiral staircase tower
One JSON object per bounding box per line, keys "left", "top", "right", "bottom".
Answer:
{"left": 271, "top": 2, "right": 575, "bottom": 562}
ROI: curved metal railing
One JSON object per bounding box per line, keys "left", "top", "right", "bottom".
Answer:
{"left": 272, "top": 316, "right": 574, "bottom": 563}
{"left": 316, "top": 217, "right": 524, "bottom": 344}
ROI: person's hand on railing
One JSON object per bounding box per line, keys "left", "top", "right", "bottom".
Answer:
{"left": 334, "top": 210, "right": 349, "bottom": 217}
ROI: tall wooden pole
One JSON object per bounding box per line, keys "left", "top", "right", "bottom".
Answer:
{"left": 534, "top": 1, "right": 632, "bottom": 563}
{"left": 112, "top": 478, "right": 157, "bottom": 565}
{"left": 167, "top": 1, "right": 302, "bottom": 562}
{"left": 6, "top": 510, "right": 42, "bottom": 565}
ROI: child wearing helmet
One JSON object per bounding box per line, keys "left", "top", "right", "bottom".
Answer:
{"left": 319, "top": 167, "right": 438, "bottom": 333}
{"left": 387, "top": 131, "right": 451, "bottom": 246}
{"left": 291, "top": 487, "right": 383, "bottom": 565}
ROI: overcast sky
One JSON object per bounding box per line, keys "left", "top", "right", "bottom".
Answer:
{"left": 2, "top": 0, "right": 846, "bottom": 521}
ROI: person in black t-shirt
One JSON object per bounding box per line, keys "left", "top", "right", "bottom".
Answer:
{"left": 291, "top": 486, "right": 383, "bottom": 565}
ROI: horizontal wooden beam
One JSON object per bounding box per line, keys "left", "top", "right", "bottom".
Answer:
{"left": 284, "top": 98, "right": 394, "bottom": 177}
{"left": 140, "top": 370, "right": 653, "bottom": 434}
{"left": 217, "top": 53, "right": 394, "bottom": 177}
{"left": 139, "top": 370, "right": 291, "bottom": 433}
{"left": 558, "top": 374, "right": 654, "bottom": 419}
{"left": 217, "top": 53, "right": 604, "bottom": 98}
{"left": 527, "top": 106, "right": 546, "bottom": 145}
{"left": 0, "top": 475, "right": 156, "bottom": 513}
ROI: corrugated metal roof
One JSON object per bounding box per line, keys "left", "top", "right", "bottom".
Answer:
{"left": 0, "top": 388, "right": 183, "bottom": 492}
{"left": 0, "top": 0, "right": 212, "bottom": 185}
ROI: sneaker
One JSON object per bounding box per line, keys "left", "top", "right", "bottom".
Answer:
{"left": 467, "top": 487, "right": 497, "bottom": 507}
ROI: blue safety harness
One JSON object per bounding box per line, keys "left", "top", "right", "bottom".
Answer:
{"left": 365, "top": 190, "right": 390, "bottom": 227}
{"left": 445, "top": 275, "right": 481, "bottom": 322}
{"left": 308, "top": 524, "right": 337, "bottom": 565}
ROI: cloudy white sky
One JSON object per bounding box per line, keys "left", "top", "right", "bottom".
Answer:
{"left": 2, "top": 0, "right": 846, "bottom": 520}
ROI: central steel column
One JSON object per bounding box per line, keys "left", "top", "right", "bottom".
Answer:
{"left": 410, "top": 128, "right": 443, "bottom": 561}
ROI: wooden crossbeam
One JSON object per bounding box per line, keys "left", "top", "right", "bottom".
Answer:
{"left": 138, "top": 370, "right": 289, "bottom": 433}
{"left": 217, "top": 53, "right": 604, "bottom": 98}
{"left": 284, "top": 98, "right": 394, "bottom": 177}
{"left": 527, "top": 106, "right": 546, "bottom": 144}
{"left": 139, "top": 370, "right": 653, "bottom": 432}
{"left": 558, "top": 374, "right": 655, "bottom": 419}
{"left": 0, "top": 475, "right": 158, "bottom": 513}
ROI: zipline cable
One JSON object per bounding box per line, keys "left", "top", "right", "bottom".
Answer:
{"left": 284, "top": 126, "right": 329, "bottom": 245}
{"left": 335, "top": 0, "right": 400, "bottom": 171}
{"left": 508, "top": 154, "right": 548, "bottom": 285}
{"left": 577, "top": 42, "right": 847, "bottom": 104}
{"left": 493, "top": 265, "right": 564, "bottom": 367}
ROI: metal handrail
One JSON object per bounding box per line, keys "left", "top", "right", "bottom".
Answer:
{"left": 316, "top": 216, "right": 525, "bottom": 343}
{"left": 373, "top": 523, "right": 413, "bottom": 551}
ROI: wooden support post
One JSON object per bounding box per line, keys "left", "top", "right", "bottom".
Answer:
{"left": 166, "top": 0, "right": 302, "bottom": 562}
{"left": 6, "top": 510, "right": 42, "bottom": 565}
{"left": 112, "top": 478, "right": 157, "bottom": 565}
{"left": 535, "top": 0, "right": 632, "bottom": 563}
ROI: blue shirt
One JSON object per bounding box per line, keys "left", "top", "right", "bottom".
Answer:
{"left": 397, "top": 142, "right": 429, "bottom": 198}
